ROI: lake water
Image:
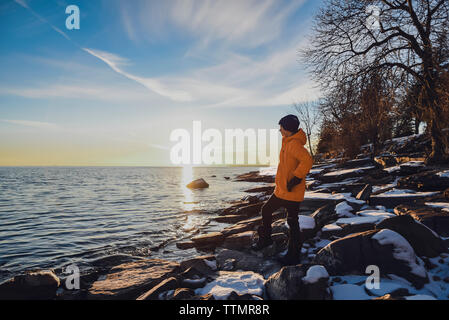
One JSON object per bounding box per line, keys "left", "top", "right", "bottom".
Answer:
{"left": 0, "top": 166, "right": 269, "bottom": 282}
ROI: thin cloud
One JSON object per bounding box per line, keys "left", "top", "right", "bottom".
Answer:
{"left": 83, "top": 48, "right": 193, "bottom": 102}
{"left": 1, "top": 119, "right": 61, "bottom": 130}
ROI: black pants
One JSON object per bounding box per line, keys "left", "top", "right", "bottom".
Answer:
{"left": 261, "top": 193, "right": 301, "bottom": 236}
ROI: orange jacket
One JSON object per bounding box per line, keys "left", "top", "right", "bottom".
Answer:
{"left": 274, "top": 129, "right": 313, "bottom": 202}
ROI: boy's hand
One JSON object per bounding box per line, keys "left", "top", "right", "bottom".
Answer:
{"left": 287, "top": 176, "right": 302, "bottom": 192}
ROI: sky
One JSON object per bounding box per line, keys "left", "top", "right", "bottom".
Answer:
{"left": 0, "top": 0, "right": 324, "bottom": 166}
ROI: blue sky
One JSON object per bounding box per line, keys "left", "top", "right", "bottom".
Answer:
{"left": 0, "top": 0, "right": 323, "bottom": 166}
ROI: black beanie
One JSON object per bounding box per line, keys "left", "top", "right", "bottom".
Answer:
{"left": 278, "top": 114, "right": 300, "bottom": 133}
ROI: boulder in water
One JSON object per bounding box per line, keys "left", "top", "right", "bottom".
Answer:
{"left": 186, "top": 178, "right": 209, "bottom": 189}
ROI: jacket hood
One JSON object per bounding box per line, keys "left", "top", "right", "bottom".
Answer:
{"left": 283, "top": 128, "right": 307, "bottom": 146}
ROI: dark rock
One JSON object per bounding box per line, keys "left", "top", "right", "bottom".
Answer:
{"left": 227, "top": 291, "right": 260, "bottom": 300}
{"left": 375, "top": 215, "right": 448, "bottom": 257}
{"left": 180, "top": 277, "right": 208, "bottom": 289}
{"left": 176, "top": 241, "right": 196, "bottom": 250}
{"left": 90, "top": 254, "right": 144, "bottom": 270}
{"left": 136, "top": 277, "right": 179, "bottom": 300}
{"left": 186, "top": 178, "right": 209, "bottom": 189}
{"left": 222, "top": 231, "right": 254, "bottom": 250}
{"left": 397, "top": 170, "right": 449, "bottom": 191}
{"left": 171, "top": 288, "right": 195, "bottom": 300}
{"left": 265, "top": 264, "right": 330, "bottom": 300}
{"left": 369, "top": 191, "right": 441, "bottom": 209}
{"left": 214, "top": 215, "right": 248, "bottom": 224}
{"left": 235, "top": 171, "right": 275, "bottom": 183}
{"left": 235, "top": 202, "right": 264, "bottom": 217}
{"left": 87, "top": 259, "right": 180, "bottom": 299}
{"left": 356, "top": 184, "right": 372, "bottom": 201}
{"left": 314, "top": 230, "right": 428, "bottom": 288}
{"left": 394, "top": 204, "right": 449, "bottom": 237}
{"left": 0, "top": 270, "right": 60, "bottom": 300}
{"left": 179, "top": 256, "right": 216, "bottom": 276}
{"left": 191, "top": 232, "right": 225, "bottom": 249}
{"left": 244, "top": 186, "right": 275, "bottom": 194}
{"left": 311, "top": 204, "right": 338, "bottom": 230}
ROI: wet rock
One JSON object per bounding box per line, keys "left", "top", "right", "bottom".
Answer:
{"left": 235, "top": 171, "right": 275, "bottom": 183}
{"left": 227, "top": 291, "right": 261, "bottom": 300}
{"left": 176, "top": 241, "right": 196, "bottom": 250}
{"left": 222, "top": 231, "right": 254, "bottom": 250}
{"left": 87, "top": 259, "right": 180, "bottom": 299}
{"left": 136, "top": 277, "right": 179, "bottom": 300}
{"left": 214, "top": 215, "right": 248, "bottom": 224}
{"left": 191, "top": 232, "right": 225, "bottom": 249}
{"left": 375, "top": 215, "right": 448, "bottom": 257}
{"left": 244, "top": 185, "right": 275, "bottom": 194}
{"left": 0, "top": 270, "right": 60, "bottom": 300}
{"left": 234, "top": 202, "right": 264, "bottom": 217}
{"left": 314, "top": 229, "right": 428, "bottom": 289}
{"left": 90, "top": 254, "right": 144, "bottom": 270}
{"left": 186, "top": 178, "right": 209, "bottom": 189}
{"left": 221, "top": 209, "right": 286, "bottom": 237}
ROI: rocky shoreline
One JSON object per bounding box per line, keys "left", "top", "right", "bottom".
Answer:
{"left": 1, "top": 134, "right": 449, "bottom": 300}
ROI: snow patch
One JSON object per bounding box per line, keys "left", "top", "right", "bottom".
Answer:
{"left": 302, "top": 265, "right": 329, "bottom": 284}
{"left": 372, "top": 229, "right": 427, "bottom": 278}
{"left": 335, "top": 201, "right": 355, "bottom": 218}
{"left": 194, "top": 271, "right": 265, "bottom": 300}
{"left": 330, "top": 284, "right": 371, "bottom": 300}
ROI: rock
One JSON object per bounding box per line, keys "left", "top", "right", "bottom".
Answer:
{"left": 375, "top": 215, "right": 448, "bottom": 257}
{"left": 191, "top": 232, "right": 225, "bottom": 249}
{"left": 265, "top": 264, "right": 330, "bottom": 300}
{"left": 222, "top": 231, "right": 254, "bottom": 250}
{"left": 311, "top": 204, "right": 338, "bottom": 229}
{"left": 369, "top": 190, "right": 440, "bottom": 208}
{"left": 186, "top": 178, "right": 209, "bottom": 189}
{"left": 234, "top": 202, "right": 264, "bottom": 217}
{"left": 194, "top": 271, "right": 265, "bottom": 299}
{"left": 176, "top": 241, "right": 196, "bottom": 250}
{"left": 171, "top": 288, "right": 195, "bottom": 300}
{"left": 271, "top": 232, "right": 288, "bottom": 246}
{"left": 87, "top": 259, "right": 180, "bottom": 299}
{"left": 235, "top": 171, "right": 275, "bottom": 183}
{"left": 214, "top": 215, "right": 247, "bottom": 224}
{"left": 394, "top": 204, "right": 449, "bottom": 237}
{"left": 224, "top": 177, "right": 230, "bottom": 180}
{"left": 136, "top": 277, "right": 179, "bottom": 300}
{"left": 244, "top": 186, "right": 275, "bottom": 194}
{"left": 216, "top": 249, "right": 279, "bottom": 277}
{"left": 356, "top": 184, "right": 372, "bottom": 201}
{"left": 180, "top": 276, "right": 208, "bottom": 289}
{"left": 314, "top": 229, "right": 428, "bottom": 288}
{"left": 227, "top": 291, "right": 261, "bottom": 300}
{"left": 374, "top": 155, "right": 397, "bottom": 167}
{"left": 0, "top": 270, "right": 60, "bottom": 300}
{"left": 397, "top": 170, "right": 449, "bottom": 191}
{"left": 179, "top": 256, "right": 217, "bottom": 276}
{"left": 221, "top": 209, "right": 286, "bottom": 237}
{"left": 90, "top": 254, "right": 144, "bottom": 270}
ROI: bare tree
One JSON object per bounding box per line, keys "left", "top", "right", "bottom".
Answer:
{"left": 293, "top": 100, "right": 322, "bottom": 157}
{"left": 302, "top": 0, "right": 449, "bottom": 163}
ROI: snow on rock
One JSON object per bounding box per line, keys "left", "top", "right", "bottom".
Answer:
{"left": 258, "top": 167, "right": 277, "bottom": 176}
{"left": 194, "top": 271, "right": 265, "bottom": 300}
{"left": 302, "top": 265, "right": 329, "bottom": 284}
{"left": 436, "top": 170, "right": 449, "bottom": 179}
{"left": 405, "top": 294, "right": 437, "bottom": 300}
{"left": 372, "top": 229, "right": 427, "bottom": 278}
{"left": 323, "top": 166, "right": 375, "bottom": 177}
{"left": 335, "top": 216, "right": 384, "bottom": 226}
{"left": 322, "top": 224, "right": 342, "bottom": 232}
{"left": 425, "top": 202, "right": 449, "bottom": 213}
{"left": 357, "top": 209, "right": 395, "bottom": 219}
{"left": 314, "top": 239, "right": 332, "bottom": 249}
{"left": 298, "top": 215, "right": 316, "bottom": 231}
{"left": 371, "top": 188, "right": 439, "bottom": 198}
{"left": 330, "top": 284, "right": 372, "bottom": 300}
{"left": 335, "top": 201, "right": 355, "bottom": 218}
{"left": 204, "top": 259, "right": 218, "bottom": 271}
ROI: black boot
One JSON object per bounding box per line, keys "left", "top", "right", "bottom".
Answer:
{"left": 251, "top": 226, "right": 273, "bottom": 251}
{"left": 277, "top": 225, "right": 304, "bottom": 265}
